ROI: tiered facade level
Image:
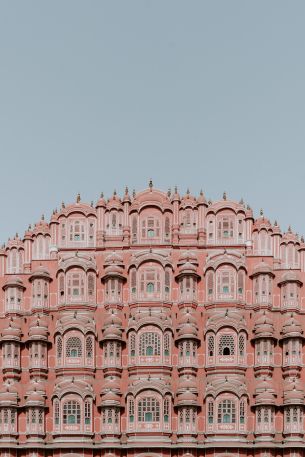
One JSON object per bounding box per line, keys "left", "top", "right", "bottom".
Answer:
{"left": 1, "top": 184, "right": 305, "bottom": 457}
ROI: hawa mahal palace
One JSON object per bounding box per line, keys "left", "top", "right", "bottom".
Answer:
{"left": 0, "top": 182, "right": 305, "bottom": 457}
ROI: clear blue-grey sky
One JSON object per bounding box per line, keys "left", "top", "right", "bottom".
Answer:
{"left": 0, "top": 1, "right": 305, "bottom": 243}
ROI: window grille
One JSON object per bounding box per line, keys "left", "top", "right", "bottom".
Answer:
{"left": 208, "top": 335, "right": 215, "bottom": 356}
{"left": 129, "top": 398, "right": 135, "bottom": 422}
{"left": 164, "top": 332, "right": 170, "bottom": 356}
{"left": 66, "top": 337, "right": 82, "bottom": 357}
{"left": 84, "top": 400, "right": 91, "bottom": 425}
{"left": 54, "top": 400, "right": 60, "bottom": 425}
{"left": 139, "top": 332, "right": 161, "bottom": 356}
{"left": 86, "top": 336, "right": 93, "bottom": 358}
{"left": 63, "top": 400, "right": 81, "bottom": 425}
{"left": 129, "top": 333, "right": 136, "bottom": 356}
{"left": 138, "top": 397, "right": 160, "bottom": 422}
{"left": 239, "top": 334, "right": 245, "bottom": 356}
{"left": 217, "top": 400, "right": 236, "bottom": 423}
{"left": 218, "top": 334, "right": 235, "bottom": 356}
{"left": 208, "top": 401, "right": 214, "bottom": 423}
{"left": 57, "top": 337, "right": 62, "bottom": 359}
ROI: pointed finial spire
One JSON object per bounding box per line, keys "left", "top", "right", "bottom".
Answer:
{"left": 149, "top": 179, "right": 153, "bottom": 190}
{"left": 288, "top": 225, "right": 292, "bottom": 233}
{"left": 247, "top": 204, "right": 251, "bottom": 210}
{"left": 100, "top": 192, "right": 104, "bottom": 199}
{"left": 239, "top": 198, "right": 244, "bottom": 205}
{"left": 174, "top": 185, "right": 178, "bottom": 194}
{"left": 125, "top": 186, "right": 129, "bottom": 195}
{"left": 62, "top": 201, "right": 65, "bottom": 209}
{"left": 91, "top": 201, "right": 94, "bottom": 207}
{"left": 260, "top": 208, "right": 263, "bottom": 216}
{"left": 186, "top": 188, "right": 190, "bottom": 195}
{"left": 132, "top": 189, "right": 136, "bottom": 198}
{"left": 208, "top": 199, "right": 212, "bottom": 205}
{"left": 76, "top": 193, "right": 81, "bottom": 203}
{"left": 41, "top": 214, "right": 44, "bottom": 221}
{"left": 113, "top": 189, "right": 117, "bottom": 196}
{"left": 301, "top": 235, "right": 304, "bottom": 243}
{"left": 274, "top": 220, "right": 278, "bottom": 226}
{"left": 167, "top": 188, "right": 171, "bottom": 197}
{"left": 223, "top": 191, "right": 227, "bottom": 200}
{"left": 28, "top": 224, "right": 31, "bottom": 230}
{"left": 15, "top": 232, "right": 18, "bottom": 238}
{"left": 200, "top": 189, "right": 204, "bottom": 196}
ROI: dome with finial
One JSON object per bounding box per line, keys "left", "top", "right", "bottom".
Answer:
{"left": 197, "top": 189, "right": 206, "bottom": 205}
{"left": 253, "top": 214, "right": 272, "bottom": 232}
{"left": 254, "top": 378, "right": 276, "bottom": 405}
{"left": 281, "top": 313, "right": 303, "bottom": 339}
{"left": 96, "top": 192, "right": 106, "bottom": 208}
{"left": 171, "top": 185, "right": 180, "bottom": 202}
{"left": 281, "top": 227, "right": 300, "bottom": 244}
{"left": 3, "top": 276, "right": 25, "bottom": 291}
{"left": 180, "top": 188, "right": 197, "bottom": 207}
{"left": 1, "top": 319, "right": 22, "bottom": 341}
{"left": 176, "top": 388, "right": 198, "bottom": 407}
{"left": 107, "top": 190, "right": 123, "bottom": 210}
{"left": 253, "top": 311, "right": 275, "bottom": 338}
{"left": 250, "top": 260, "right": 274, "bottom": 278}
{"left": 283, "top": 379, "right": 304, "bottom": 405}
{"left": 28, "top": 317, "right": 49, "bottom": 341}
{"left": 278, "top": 270, "right": 303, "bottom": 286}
{"left": 29, "top": 265, "right": 52, "bottom": 282}
{"left": 103, "top": 310, "right": 123, "bottom": 328}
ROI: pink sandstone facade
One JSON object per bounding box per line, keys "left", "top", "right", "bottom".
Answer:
{"left": 1, "top": 183, "right": 305, "bottom": 457}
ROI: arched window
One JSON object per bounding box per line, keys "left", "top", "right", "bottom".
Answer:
{"left": 141, "top": 217, "right": 161, "bottom": 241}
{"left": 85, "top": 336, "right": 93, "bottom": 359}
{"left": 54, "top": 399, "right": 60, "bottom": 427}
{"left": 164, "top": 216, "right": 170, "bottom": 240}
{"left": 67, "top": 269, "right": 85, "bottom": 301}
{"left": 132, "top": 216, "right": 138, "bottom": 242}
{"left": 239, "top": 334, "right": 245, "bottom": 357}
{"left": 63, "top": 400, "right": 81, "bottom": 424}
{"left": 87, "top": 273, "right": 95, "bottom": 301}
{"left": 218, "top": 334, "right": 235, "bottom": 356}
{"left": 69, "top": 219, "right": 85, "bottom": 242}
{"left": 217, "top": 215, "right": 234, "bottom": 242}
{"left": 139, "top": 332, "right": 161, "bottom": 356}
{"left": 66, "top": 337, "right": 82, "bottom": 358}
{"left": 208, "top": 400, "right": 214, "bottom": 424}
{"left": 57, "top": 336, "right": 62, "bottom": 359}
{"left": 217, "top": 400, "right": 236, "bottom": 424}
{"left": 130, "top": 269, "right": 137, "bottom": 295}
{"left": 129, "top": 333, "right": 136, "bottom": 357}
{"left": 138, "top": 397, "right": 160, "bottom": 422}
{"left": 84, "top": 400, "right": 91, "bottom": 425}
{"left": 128, "top": 398, "right": 135, "bottom": 423}
{"left": 164, "top": 332, "right": 170, "bottom": 356}
{"left": 140, "top": 267, "right": 161, "bottom": 298}
{"left": 208, "top": 335, "right": 215, "bottom": 357}
{"left": 216, "top": 267, "right": 236, "bottom": 299}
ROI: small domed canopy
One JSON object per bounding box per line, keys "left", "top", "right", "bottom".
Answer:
{"left": 100, "top": 389, "right": 121, "bottom": 407}
{"left": 175, "top": 389, "right": 198, "bottom": 407}
{"left": 0, "top": 384, "right": 19, "bottom": 406}
{"left": 281, "top": 314, "right": 304, "bottom": 339}
{"left": 57, "top": 252, "right": 97, "bottom": 274}
{"left": 96, "top": 192, "right": 107, "bottom": 208}
{"left": 1, "top": 319, "right": 22, "bottom": 341}
{"left": 102, "top": 376, "right": 121, "bottom": 392}
{"left": 2, "top": 276, "right": 25, "bottom": 291}
{"left": 29, "top": 265, "right": 52, "bottom": 282}
{"left": 252, "top": 311, "right": 275, "bottom": 339}
{"left": 180, "top": 190, "right": 197, "bottom": 208}
{"left": 253, "top": 217, "right": 273, "bottom": 232}
{"left": 58, "top": 200, "right": 97, "bottom": 218}
{"left": 250, "top": 260, "right": 275, "bottom": 278}
{"left": 103, "top": 310, "right": 123, "bottom": 328}
{"left": 25, "top": 389, "right": 46, "bottom": 407}
{"left": 177, "top": 376, "right": 197, "bottom": 393}
{"left": 102, "top": 324, "right": 123, "bottom": 341}
{"left": 28, "top": 317, "right": 49, "bottom": 341}
{"left": 278, "top": 270, "right": 303, "bottom": 286}
{"left": 283, "top": 379, "right": 304, "bottom": 405}
{"left": 106, "top": 191, "right": 123, "bottom": 210}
